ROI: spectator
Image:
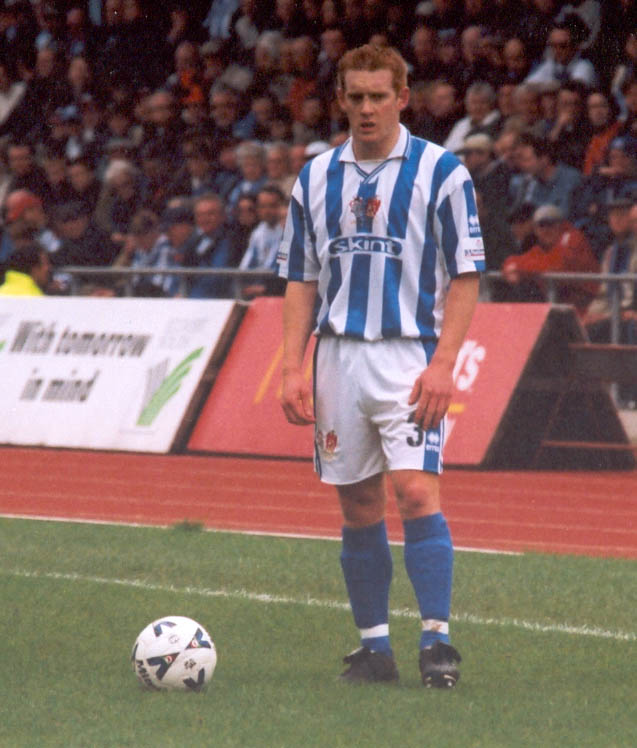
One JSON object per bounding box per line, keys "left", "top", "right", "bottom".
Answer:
{"left": 0, "top": 242, "right": 51, "bottom": 296}
{"left": 501, "top": 203, "right": 598, "bottom": 315}
{"left": 508, "top": 132, "right": 583, "bottom": 219}
{"left": 546, "top": 81, "right": 593, "bottom": 169}
{"left": 265, "top": 141, "right": 296, "bottom": 198}
{"left": 40, "top": 146, "right": 75, "bottom": 210}
{"left": 574, "top": 135, "right": 637, "bottom": 256}
{"left": 444, "top": 81, "right": 502, "bottom": 154}
{"left": 418, "top": 79, "right": 461, "bottom": 145}
{"left": 460, "top": 131, "right": 511, "bottom": 207}
{"left": 525, "top": 18, "right": 598, "bottom": 89}
{"left": 112, "top": 208, "right": 180, "bottom": 297}
{"left": 238, "top": 184, "right": 286, "bottom": 297}
{"left": 67, "top": 157, "right": 101, "bottom": 214}
{"left": 183, "top": 192, "right": 236, "bottom": 298}
{"left": 508, "top": 82, "right": 548, "bottom": 137}
{"left": 1, "top": 189, "right": 61, "bottom": 263}
{"left": 226, "top": 140, "right": 267, "bottom": 214}
{"left": 286, "top": 36, "right": 319, "bottom": 122}
{"left": 582, "top": 194, "right": 637, "bottom": 406}
{"left": 317, "top": 27, "right": 348, "bottom": 99}
{"left": 53, "top": 200, "right": 118, "bottom": 270}
{"left": 292, "top": 96, "right": 330, "bottom": 145}
{"left": 233, "top": 193, "right": 259, "bottom": 259}
{"left": 407, "top": 25, "right": 444, "bottom": 84}
{"left": 499, "top": 37, "right": 532, "bottom": 86}
{"left": 5, "top": 141, "right": 49, "bottom": 201}
{"left": 0, "top": 57, "right": 35, "bottom": 140}
{"left": 582, "top": 89, "right": 622, "bottom": 176}
{"left": 94, "top": 159, "right": 143, "bottom": 245}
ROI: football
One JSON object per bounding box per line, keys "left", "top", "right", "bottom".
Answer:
{"left": 131, "top": 615, "right": 217, "bottom": 691}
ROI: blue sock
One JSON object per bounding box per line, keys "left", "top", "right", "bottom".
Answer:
{"left": 340, "top": 521, "right": 393, "bottom": 654}
{"left": 403, "top": 513, "right": 453, "bottom": 649}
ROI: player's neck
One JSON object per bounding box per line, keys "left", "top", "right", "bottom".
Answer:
{"left": 352, "top": 125, "right": 401, "bottom": 162}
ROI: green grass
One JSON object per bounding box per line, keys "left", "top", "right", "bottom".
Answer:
{"left": 1, "top": 518, "right": 635, "bottom": 747}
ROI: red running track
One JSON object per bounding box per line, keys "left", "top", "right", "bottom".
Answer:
{"left": 1, "top": 448, "right": 636, "bottom": 559}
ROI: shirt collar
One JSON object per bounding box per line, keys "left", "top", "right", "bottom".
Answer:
{"left": 339, "top": 123, "right": 410, "bottom": 164}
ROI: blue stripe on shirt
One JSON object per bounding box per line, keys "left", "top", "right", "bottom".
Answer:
{"left": 318, "top": 256, "right": 342, "bottom": 334}
{"left": 344, "top": 253, "right": 371, "bottom": 338}
{"left": 437, "top": 195, "right": 459, "bottom": 277}
{"left": 288, "top": 195, "right": 306, "bottom": 280}
{"left": 381, "top": 256, "right": 402, "bottom": 338}
{"left": 387, "top": 138, "right": 427, "bottom": 238}
{"left": 325, "top": 148, "right": 345, "bottom": 239}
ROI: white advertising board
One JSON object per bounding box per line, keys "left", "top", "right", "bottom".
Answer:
{"left": 0, "top": 297, "right": 238, "bottom": 453}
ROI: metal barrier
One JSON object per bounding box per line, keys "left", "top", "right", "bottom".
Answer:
{"left": 58, "top": 266, "right": 637, "bottom": 343}
{"left": 482, "top": 270, "right": 637, "bottom": 343}
{"left": 58, "top": 266, "right": 282, "bottom": 301}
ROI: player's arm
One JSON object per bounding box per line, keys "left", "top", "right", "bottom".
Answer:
{"left": 280, "top": 279, "right": 318, "bottom": 425}
{"left": 409, "top": 272, "right": 480, "bottom": 430}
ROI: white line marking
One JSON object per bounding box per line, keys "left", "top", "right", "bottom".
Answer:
{"left": 2, "top": 568, "right": 634, "bottom": 643}
{"left": 0, "top": 513, "right": 522, "bottom": 555}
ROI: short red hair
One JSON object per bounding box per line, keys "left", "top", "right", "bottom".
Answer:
{"left": 337, "top": 44, "right": 408, "bottom": 95}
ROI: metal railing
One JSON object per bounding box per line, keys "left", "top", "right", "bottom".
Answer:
{"left": 58, "top": 266, "right": 282, "bottom": 302}
{"left": 58, "top": 266, "right": 637, "bottom": 343}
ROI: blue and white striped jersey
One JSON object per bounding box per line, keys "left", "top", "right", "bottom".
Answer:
{"left": 277, "top": 125, "right": 485, "bottom": 341}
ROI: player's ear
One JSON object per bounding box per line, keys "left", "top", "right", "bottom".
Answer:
{"left": 397, "top": 86, "right": 410, "bottom": 112}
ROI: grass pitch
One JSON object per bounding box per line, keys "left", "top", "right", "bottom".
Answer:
{"left": 1, "top": 518, "right": 635, "bottom": 747}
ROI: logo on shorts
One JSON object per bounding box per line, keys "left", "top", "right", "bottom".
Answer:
{"left": 316, "top": 429, "right": 338, "bottom": 461}
{"left": 425, "top": 431, "right": 441, "bottom": 451}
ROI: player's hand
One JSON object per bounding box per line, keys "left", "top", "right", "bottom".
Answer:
{"left": 408, "top": 362, "right": 454, "bottom": 431}
{"left": 280, "top": 368, "right": 315, "bottom": 426}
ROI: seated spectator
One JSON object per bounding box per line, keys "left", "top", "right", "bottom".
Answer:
{"left": 232, "top": 193, "right": 259, "bottom": 262}
{"left": 546, "top": 81, "right": 593, "bottom": 170}
{"left": 457, "top": 133, "right": 511, "bottom": 217}
{"left": 238, "top": 184, "right": 287, "bottom": 298}
{"left": 112, "top": 209, "right": 180, "bottom": 297}
{"left": 444, "top": 81, "right": 502, "bottom": 155}
{"left": 40, "top": 146, "right": 75, "bottom": 211}
{"left": 292, "top": 96, "right": 330, "bottom": 145}
{"left": 265, "top": 141, "right": 296, "bottom": 198}
{"left": 0, "top": 243, "right": 51, "bottom": 296}
{"left": 182, "top": 193, "right": 236, "bottom": 298}
{"left": 1, "top": 189, "right": 61, "bottom": 263}
{"left": 501, "top": 203, "right": 599, "bottom": 315}
{"left": 418, "top": 79, "right": 462, "bottom": 145}
{"left": 508, "top": 132, "right": 583, "bottom": 219}
{"left": 226, "top": 140, "right": 268, "bottom": 214}
{"left": 5, "top": 140, "right": 49, "bottom": 202}
{"left": 66, "top": 158, "right": 101, "bottom": 215}
{"left": 507, "top": 83, "right": 548, "bottom": 137}
{"left": 582, "top": 195, "right": 637, "bottom": 406}
{"left": 94, "top": 159, "right": 144, "bottom": 245}
{"left": 573, "top": 135, "right": 637, "bottom": 256}
{"left": 52, "top": 200, "right": 118, "bottom": 269}
{"left": 525, "top": 17, "right": 598, "bottom": 89}
{"left": 169, "top": 136, "right": 217, "bottom": 199}
{"left": 582, "top": 89, "right": 622, "bottom": 176}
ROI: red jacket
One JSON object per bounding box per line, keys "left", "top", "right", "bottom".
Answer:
{"left": 502, "top": 221, "right": 599, "bottom": 311}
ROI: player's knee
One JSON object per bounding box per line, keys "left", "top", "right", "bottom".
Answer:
{"left": 392, "top": 471, "right": 440, "bottom": 520}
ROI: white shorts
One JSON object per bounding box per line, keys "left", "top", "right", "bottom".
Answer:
{"left": 313, "top": 336, "right": 445, "bottom": 485}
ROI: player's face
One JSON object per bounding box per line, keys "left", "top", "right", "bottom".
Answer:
{"left": 338, "top": 69, "right": 409, "bottom": 160}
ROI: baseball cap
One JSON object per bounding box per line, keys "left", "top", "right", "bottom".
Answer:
{"left": 532, "top": 204, "right": 564, "bottom": 224}
{"left": 457, "top": 133, "right": 493, "bottom": 154}
{"left": 5, "top": 190, "right": 42, "bottom": 223}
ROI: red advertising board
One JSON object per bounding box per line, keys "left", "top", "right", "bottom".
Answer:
{"left": 188, "top": 300, "right": 553, "bottom": 465}
{"left": 188, "top": 298, "right": 316, "bottom": 457}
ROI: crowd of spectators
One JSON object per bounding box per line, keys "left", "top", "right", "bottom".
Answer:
{"left": 0, "top": 0, "right": 636, "bottom": 361}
